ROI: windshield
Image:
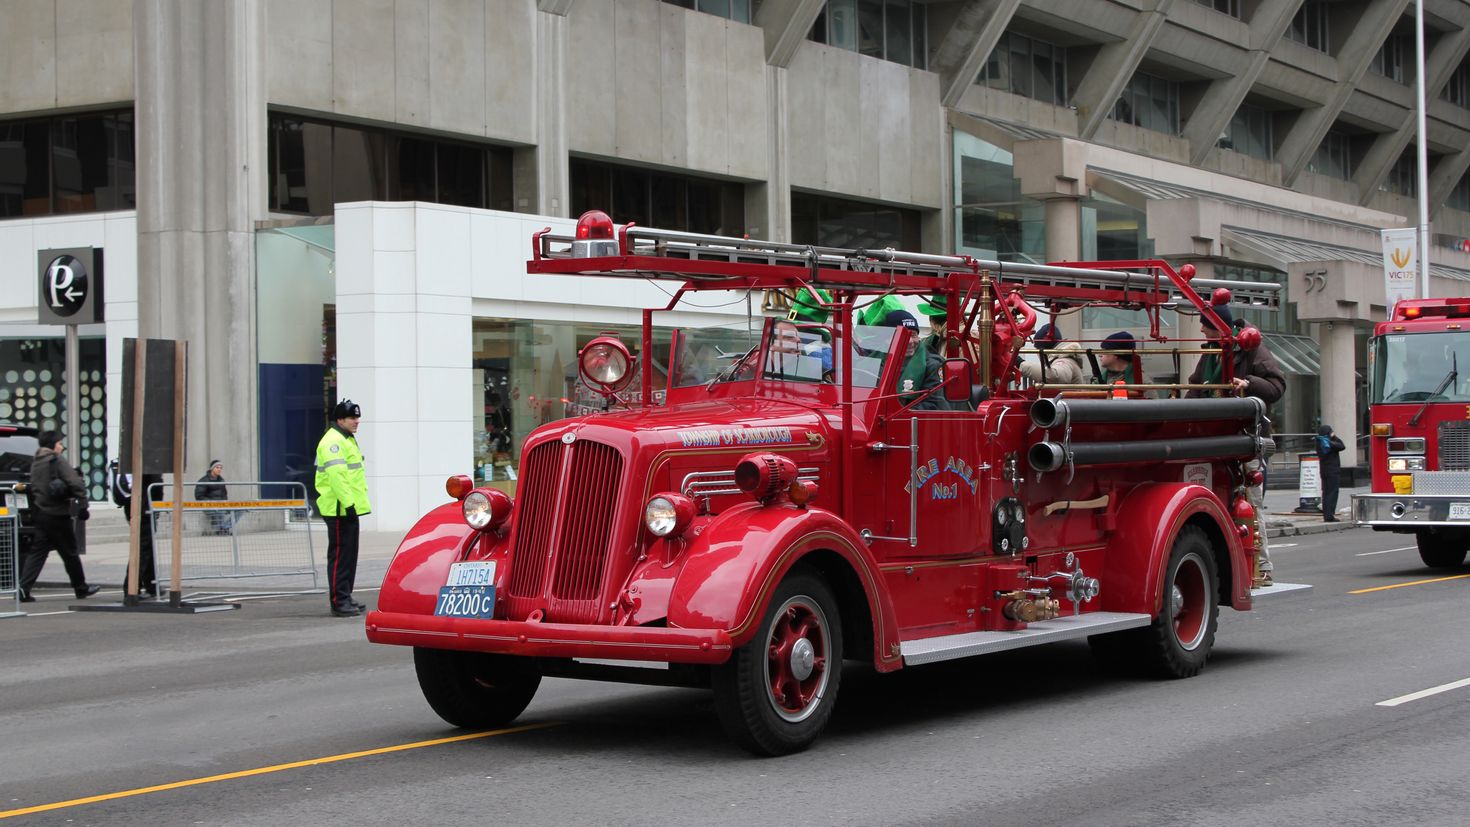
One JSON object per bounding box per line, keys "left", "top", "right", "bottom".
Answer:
{"left": 672, "top": 319, "right": 901, "bottom": 390}
{"left": 1372, "top": 331, "right": 1470, "bottom": 403}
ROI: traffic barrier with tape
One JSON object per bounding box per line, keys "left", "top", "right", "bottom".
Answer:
{"left": 0, "top": 486, "right": 24, "bottom": 618}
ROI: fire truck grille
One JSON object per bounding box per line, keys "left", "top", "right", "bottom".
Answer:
{"left": 505, "top": 440, "right": 565, "bottom": 604}
{"left": 549, "top": 440, "right": 623, "bottom": 614}
{"left": 1438, "top": 421, "right": 1470, "bottom": 470}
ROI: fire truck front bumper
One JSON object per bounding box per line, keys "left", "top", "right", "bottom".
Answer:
{"left": 365, "top": 611, "right": 735, "bottom": 665}
{"left": 1353, "top": 492, "right": 1470, "bottom": 528}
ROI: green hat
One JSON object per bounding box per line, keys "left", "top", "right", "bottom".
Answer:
{"left": 787, "top": 287, "right": 832, "bottom": 323}
{"left": 916, "top": 293, "right": 950, "bottom": 317}
{"left": 857, "top": 294, "right": 904, "bottom": 326}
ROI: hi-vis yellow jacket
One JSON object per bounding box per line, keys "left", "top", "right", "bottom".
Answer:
{"left": 314, "top": 426, "right": 372, "bottom": 517}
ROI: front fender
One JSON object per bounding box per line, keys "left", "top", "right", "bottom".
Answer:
{"left": 667, "top": 502, "right": 901, "bottom": 671}
{"left": 1102, "top": 483, "right": 1249, "bottom": 616}
{"left": 377, "top": 501, "right": 502, "bottom": 616}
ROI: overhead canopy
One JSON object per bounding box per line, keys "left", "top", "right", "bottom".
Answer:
{"left": 1224, "top": 227, "right": 1470, "bottom": 284}
{"left": 1261, "top": 332, "right": 1320, "bottom": 376}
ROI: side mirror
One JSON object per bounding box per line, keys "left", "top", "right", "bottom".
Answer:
{"left": 942, "top": 359, "right": 972, "bottom": 403}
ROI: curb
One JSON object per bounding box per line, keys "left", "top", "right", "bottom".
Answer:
{"left": 1266, "top": 520, "right": 1359, "bottom": 539}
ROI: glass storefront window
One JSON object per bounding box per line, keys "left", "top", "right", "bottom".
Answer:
{"left": 0, "top": 338, "right": 109, "bottom": 500}
{"left": 953, "top": 131, "right": 1044, "bottom": 262}
{"left": 0, "top": 109, "right": 135, "bottom": 218}
{"left": 1080, "top": 192, "right": 1152, "bottom": 261}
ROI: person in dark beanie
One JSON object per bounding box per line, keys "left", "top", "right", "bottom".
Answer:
{"left": 1316, "top": 425, "right": 1347, "bottom": 522}
{"left": 1097, "top": 331, "right": 1144, "bottom": 394}
{"left": 195, "top": 459, "right": 234, "bottom": 534}
{"left": 1020, "top": 323, "right": 1085, "bottom": 385}
{"left": 18, "top": 431, "right": 99, "bottom": 601}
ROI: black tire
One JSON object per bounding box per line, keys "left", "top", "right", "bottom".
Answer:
{"left": 712, "top": 570, "right": 843, "bottom": 756}
{"left": 413, "top": 647, "right": 541, "bottom": 729}
{"left": 1137, "top": 526, "right": 1219, "bottom": 679}
{"left": 1416, "top": 531, "right": 1469, "bottom": 569}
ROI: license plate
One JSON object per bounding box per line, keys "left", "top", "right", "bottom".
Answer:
{"left": 434, "top": 585, "right": 496, "bottom": 618}
{"left": 445, "top": 560, "right": 497, "bottom": 586}
{"left": 1450, "top": 503, "right": 1470, "bottom": 520}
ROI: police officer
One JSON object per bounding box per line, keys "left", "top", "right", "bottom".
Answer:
{"left": 316, "top": 399, "right": 372, "bottom": 617}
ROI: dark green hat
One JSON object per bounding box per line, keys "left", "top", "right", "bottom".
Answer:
{"left": 787, "top": 287, "right": 832, "bottom": 323}
{"left": 916, "top": 293, "right": 950, "bottom": 317}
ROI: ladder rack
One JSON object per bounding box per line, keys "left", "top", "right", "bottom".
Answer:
{"left": 530, "top": 224, "right": 1282, "bottom": 311}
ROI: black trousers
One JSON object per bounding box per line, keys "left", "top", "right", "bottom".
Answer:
{"left": 123, "top": 510, "right": 157, "bottom": 595}
{"left": 19, "top": 513, "right": 88, "bottom": 595}
{"left": 1321, "top": 470, "right": 1341, "bottom": 520}
{"left": 324, "top": 511, "right": 360, "bottom": 609}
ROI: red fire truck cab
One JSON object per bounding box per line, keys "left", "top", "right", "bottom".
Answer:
{"left": 1353, "top": 297, "right": 1470, "bottom": 568}
{"left": 367, "top": 212, "right": 1308, "bottom": 755}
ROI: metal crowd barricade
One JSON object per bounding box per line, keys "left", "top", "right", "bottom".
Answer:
{"left": 0, "top": 486, "right": 23, "bottom": 618}
{"left": 149, "top": 481, "right": 322, "bottom": 598}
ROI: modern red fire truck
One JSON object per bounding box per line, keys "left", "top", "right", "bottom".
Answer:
{"left": 1354, "top": 297, "right": 1470, "bottom": 568}
{"left": 367, "top": 212, "right": 1307, "bottom": 755}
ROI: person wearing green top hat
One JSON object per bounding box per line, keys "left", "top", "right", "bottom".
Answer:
{"left": 781, "top": 287, "right": 835, "bottom": 380}
{"left": 857, "top": 294, "right": 905, "bottom": 326}
{"left": 896, "top": 294, "right": 953, "bottom": 410}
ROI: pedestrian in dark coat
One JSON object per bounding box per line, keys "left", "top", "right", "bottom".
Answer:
{"left": 112, "top": 460, "right": 161, "bottom": 597}
{"left": 18, "top": 431, "right": 99, "bottom": 601}
{"left": 1317, "top": 425, "right": 1347, "bottom": 522}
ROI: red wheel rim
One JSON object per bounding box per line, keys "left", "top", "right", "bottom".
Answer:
{"left": 762, "top": 596, "right": 830, "bottom": 723}
{"left": 1171, "top": 552, "right": 1209, "bottom": 651}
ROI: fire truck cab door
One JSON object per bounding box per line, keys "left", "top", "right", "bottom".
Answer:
{"left": 873, "top": 411, "right": 987, "bottom": 558}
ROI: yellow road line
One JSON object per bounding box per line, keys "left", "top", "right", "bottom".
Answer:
{"left": 1349, "top": 573, "right": 1470, "bottom": 594}
{"left": 0, "top": 721, "right": 559, "bottom": 820}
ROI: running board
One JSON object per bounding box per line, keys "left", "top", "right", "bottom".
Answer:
{"left": 1249, "top": 581, "right": 1313, "bottom": 600}
{"left": 899, "top": 611, "right": 1151, "bottom": 666}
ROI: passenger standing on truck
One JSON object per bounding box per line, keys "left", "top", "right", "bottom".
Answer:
{"left": 1019, "top": 323, "right": 1086, "bottom": 386}
{"left": 316, "top": 399, "right": 372, "bottom": 617}
{"left": 18, "top": 431, "right": 100, "bottom": 602}
{"left": 1188, "top": 304, "right": 1286, "bottom": 585}
{"left": 1316, "top": 424, "right": 1346, "bottom": 522}
{"left": 1097, "top": 331, "right": 1143, "bottom": 386}
{"left": 900, "top": 295, "right": 954, "bottom": 410}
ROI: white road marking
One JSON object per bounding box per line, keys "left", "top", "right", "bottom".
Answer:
{"left": 27, "top": 610, "right": 75, "bottom": 616}
{"left": 1356, "top": 546, "right": 1417, "bottom": 557}
{"left": 1274, "top": 543, "right": 1298, "bottom": 549}
{"left": 1377, "top": 677, "right": 1470, "bottom": 707}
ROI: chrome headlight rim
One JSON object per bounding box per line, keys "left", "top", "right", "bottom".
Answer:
{"left": 644, "top": 496, "right": 678, "bottom": 537}
{"left": 463, "top": 490, "right": 494, "bottom": 530}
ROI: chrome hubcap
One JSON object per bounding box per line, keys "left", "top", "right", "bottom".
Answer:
{"left": 790, "top": 638, "right": 815, "bottom": 681}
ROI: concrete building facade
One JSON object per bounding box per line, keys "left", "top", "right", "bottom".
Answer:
{"left": 7, "top": 0, "right": 1470, "bottom": 523}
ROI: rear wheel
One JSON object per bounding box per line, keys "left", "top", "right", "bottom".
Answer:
{"left": 413, "top": 648, "right": 541, "bottom": 729}
{"left": 712, "top": 570, "right": 843, "bottom": 756}
{"left": 1137, "top": 526, "right": 1219, "bottom": 679}
{"left": 1416, "top": 530, "right": 1469, "bottom": 569}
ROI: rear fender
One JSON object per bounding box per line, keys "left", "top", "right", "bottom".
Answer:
{"left": 667, "top": 502, "right": 902, "bottom": 672}
{"left": 377, "top": 501, "right": 504, "bottom": 615}
{"left": 1102, "top": 483, "right": 1250, "bottom": 616}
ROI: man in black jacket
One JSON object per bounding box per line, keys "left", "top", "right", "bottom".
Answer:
{"left": 1317, "top": 425, "right": 1347, "bottom": 522}
{"left": 112, "top": 460, "right": 161, "bottom": 597}
{"left": 18, "top": 431, "right": 99, "bottom": 601}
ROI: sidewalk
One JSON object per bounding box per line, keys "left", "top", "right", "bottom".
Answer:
{"left": 1262, "top": 485, "right": 1365, "bottom": 538}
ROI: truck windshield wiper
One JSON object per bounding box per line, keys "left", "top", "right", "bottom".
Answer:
{"left": 1409, "top": 352, "right": 1457, "bottom": 427}
{"left": 706, "top": 345, "right": 760, "bottom": 391}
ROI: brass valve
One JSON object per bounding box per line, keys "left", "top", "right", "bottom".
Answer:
{"left": 996, "top": 590, "right": 1061, "bottom": 622}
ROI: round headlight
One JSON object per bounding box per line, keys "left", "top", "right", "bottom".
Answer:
{"left": 643, "top": 492, "right": 694, "bottom": 538}
{"left": 463, "top": 490, "right": 494, "bottom": 530}
{"left": 580, "top": 336, "right": 632, "bottom": 388}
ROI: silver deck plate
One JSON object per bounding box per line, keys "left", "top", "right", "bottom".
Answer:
{"left": 900, "top": 611, "right": 1151, "bottom": 666}
{"left": 1249, "top": 581, "right": 1313, "bottom": 600}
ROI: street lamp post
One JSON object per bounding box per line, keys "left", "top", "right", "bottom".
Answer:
{"left": 1415, "top": 0, "right": 1431, "bottom": 299}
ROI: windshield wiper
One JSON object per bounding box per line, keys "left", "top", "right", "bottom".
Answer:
{"left": 706, "top": 345, "right": 760, "bottom": 391}
{"left": 1409, "top": 352, "right": 1457, "bottom": 427}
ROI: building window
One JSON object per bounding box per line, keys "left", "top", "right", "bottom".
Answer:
{"left": 1443, "top": 61, "right": 1470, "bottom": 107}
{"left": 0, "top": 109, "right": 135, "bottom": 218}
{"left": 1384, "top": 151, "right": 1418, "bottom": 197}
{"left": 809, "top": 0, "right": 927, "bottom": 69}
{"left": 266, "top": 113, "right": 515, "bottom": 215}
{"left": 1451, "top": 174, "right": 1470, "bottom": 211}
{"left": 1286, "top": 2, "right": 1329, "bottom": 53}
{"left": 1219, "top": 103, "right": 1273, "bottom": 160}
{"left": 1110, "top": 72, "right": 1180, "bottom": 135}
{"left": 570, "top": 158, "right": 745, "bottom": 235}
{"left": 0, "top": 338, "right": 109, "bottom": 501}
{"left": 953, "top": 131, "right": 1044, "bottom": 262}
{"left": 1194, "top": 0, "right": 1241, "bottom": 18}
{"left": 1371, "top": 33, "right": 1409, "bottom": 83}
{"left": 661, "top": 0, "right": 752, "bottom": 24}
{"left": 791, "top": 191, "right": 921, "bottom": 250}
{"left": 1308, "top": 130, "right": 1353, "bottom": 179}
{"left": 975, "top": 32, "right": 1068, "bottom": 107}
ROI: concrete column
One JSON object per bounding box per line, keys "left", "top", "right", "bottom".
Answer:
{"left": 533, "top": 9, "right": 569, "bottom": 216}
{"left": 134, "top": 0, "right": 266, "bottom": 481}
{"left": 1043, "top": 196, "right": 1082, "bottom": 340}
{"left": 1320, "top": 320, "right": 1359, "bottom": 467}
{"left": 748, "top": 65, "right": 791, "bottom": 242}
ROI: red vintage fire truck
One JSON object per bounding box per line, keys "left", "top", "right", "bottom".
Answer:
{"left": 366, "top": 212, "right": 1308, "bottom": 755}
{"left": 1353, "top": 297, "right": 1470, "bottom": 568}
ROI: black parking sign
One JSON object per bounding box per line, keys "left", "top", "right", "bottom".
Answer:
{"left": 37, "top": 247, "right": 104, "bottom": 324}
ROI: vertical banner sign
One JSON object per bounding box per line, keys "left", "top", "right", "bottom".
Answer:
{"left": 1297, "top": 452, "right": 1322, "bottom": 513}
{"left": 1381, "top": 228, "right": 1419, "bottom": 311}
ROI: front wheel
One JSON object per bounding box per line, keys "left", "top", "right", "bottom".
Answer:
{"left": 712, "top": 570, "right": 843, "bottom": 756}
{"left": 1138, "top": 526, "right": 1220, "bottom": 679}
{"left": 413, "top": 648, "right": 541, "bottom": 729}
{"left": 1416, "top": 530, "right": 1469, "bottom": 569}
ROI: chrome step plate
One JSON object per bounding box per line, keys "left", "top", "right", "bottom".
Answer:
{"left": 900, "top": 611, "right": 1152, "bottom": 666}
{"left": 1249, "top": 581, "right": 1313, "bottom": 600}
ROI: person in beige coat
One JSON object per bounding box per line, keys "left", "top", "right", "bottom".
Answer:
{"left": 1019, "top": 324, "right": 1085, "bottom": 385}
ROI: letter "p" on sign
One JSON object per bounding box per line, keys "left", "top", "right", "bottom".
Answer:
{"left": 37, "top": 248, "right": 104, "bottom": 324}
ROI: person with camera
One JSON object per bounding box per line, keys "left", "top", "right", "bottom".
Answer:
{"left": 18, "top": 430, "right": 100, "bottom": 601}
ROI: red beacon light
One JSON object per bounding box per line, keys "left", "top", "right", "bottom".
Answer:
{"left": 1403, "top": 306, "right": 1422, "bottom": 318}
{"left": 572, "top": 210, "right": 619, "bottom": 258}
{"left": 735, "top": 452, "right": 799, "bottom": 504}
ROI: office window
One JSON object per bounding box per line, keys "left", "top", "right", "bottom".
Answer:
{"left": 1219, "top": 104, "right": 1273, "bottom": 160}
{"left": 570, "top": 158, "right": 745, "bottom": 236}
{"left": 976, "top": 32, "right": 1068, "bottom": 107}
{"left": 1371, "top": 33, "right": 1409, "bottom": 83}
{"left": 791, "top": 191, "right": 921, "bottom": 251}
{"left": 266, "top": 113, "right": 514, "bottom": 215}
{"left": 1308, "top": 130, "right": 1353, "bottom": 180}
{"left": 0, "top": 109, "right": 135, "bottom": 218}
{"left": 1110, "top": 73, "right": 1180, "bottom": 135}
{"left": 1194, "top": 0, "right": 1241, "bottom": 18}
{"left": 809, "top": 0, "right": 927, "bottom": 69}
{"left": 1449, "top": 173, "right": 1470, "bottom": 211}
{"left": 1443, "top": 61, "right": 1470, "bottom": 107}
{"left": 661, "top": 0, "right": 752, "bottom": 24}
{"left": 1384, "top": 152, "right": 1417, "bottom": 197}
{"left": 1286, "top": 2, "right": 1329, "bottom": 53}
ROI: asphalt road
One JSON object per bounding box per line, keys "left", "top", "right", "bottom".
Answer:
{"left": 3, "top": 528, "right": 1468, "bottom": 826}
